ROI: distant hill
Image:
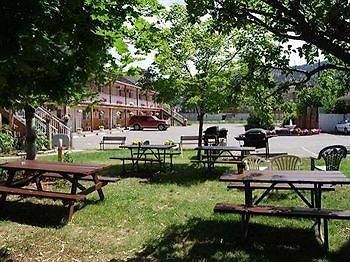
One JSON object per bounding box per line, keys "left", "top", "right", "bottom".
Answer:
{"left": 273, "top": 61, "right": 328, "bottom": 86}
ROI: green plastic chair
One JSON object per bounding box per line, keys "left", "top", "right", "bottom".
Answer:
{"left": 242, "top": 155, "right": 267, "bottom": 171}
{"left": 270, "top": 155, "right": 302, "bottom": 170}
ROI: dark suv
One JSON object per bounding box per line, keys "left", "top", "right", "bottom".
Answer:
{"left": 128, "top": 115, "right": 170, "bottom": 131}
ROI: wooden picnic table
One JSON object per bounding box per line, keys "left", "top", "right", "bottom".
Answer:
{"left": 194, "top": 145, "right": 255, "bottom": 172}
{"left": 0, "top": 160, "right": 113, "bottom": 222}
{"left": 113, "top": 144, "right": 178, "bottom": 173}
{"left": 217, "top": 170, "right": 350, "bottom": 250}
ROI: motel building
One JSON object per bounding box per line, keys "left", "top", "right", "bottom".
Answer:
{"left": 61, "top": 77, "right": 167, "bottom": 132}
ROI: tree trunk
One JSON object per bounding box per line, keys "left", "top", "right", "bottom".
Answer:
{"left": 197, "top": 112, "right": 205, "bottom": 159}
{"left": 8, "top": 109, "right": 14, "bottom": 130}
{"left": 25, "top": 104, "right": 37, "bottom": 160}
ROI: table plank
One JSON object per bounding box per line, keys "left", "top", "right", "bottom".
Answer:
{"left": 195, "top": 146, "right": 255, "bottom": 151}
{"left": 220, "top": 170, "right": 350, "bottom": 184}
{"left": 0, "top": 160, "right": 109, "bottom": 176}
{"left": 120, "top": 144, "right": 176, "bottom": 149}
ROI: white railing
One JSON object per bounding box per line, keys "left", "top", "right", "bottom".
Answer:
{"left": 161, "top": 107, "right": 187, "bottom": 125}
{"left": 35, "top": 107, "right": 71, "bottom": 135}
{"left": 126, "top": 98, "right": 138, "bottom": 107}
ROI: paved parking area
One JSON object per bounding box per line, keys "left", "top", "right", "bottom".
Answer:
{"left": 72, "top": 124, "right": 350, "bottom": 157}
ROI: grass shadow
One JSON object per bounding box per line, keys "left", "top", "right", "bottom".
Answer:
{"left": 123, "top": 218, "right": 331, "bottom": 261}
{"left": 0, "top": 200, "right": 68, "bottom": 227}
{"left": 330, "top": 239, "right": 350, "bottom": 262}
{"left": 0, "top": 198, "right": 100, "bottom": 228}
{"left": 101, "top": 163, "right": 230, "bottom": 187}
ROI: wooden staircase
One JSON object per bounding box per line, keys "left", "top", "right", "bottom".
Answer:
{"left": 161, "top": 107, "right": 187, "bottom": 126}
{"left": 0, "top": 107, "right": 26, "bottom": 136}
{"left": 0, "top": 107, "right": 70, "bottom": 137}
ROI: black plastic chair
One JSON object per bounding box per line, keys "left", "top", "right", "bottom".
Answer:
{"left": 311, "top": 145, "right": 347, "bottom": 171}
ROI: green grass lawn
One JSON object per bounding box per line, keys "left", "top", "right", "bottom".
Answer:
{"left": 0, "top": 150, "right": 350, "bottom": 261}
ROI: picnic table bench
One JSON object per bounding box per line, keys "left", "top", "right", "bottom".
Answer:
{"left": 100, "top": 136, "right": 126, "bottom": 150}
{"left": 0, "top": 160, "right": 113, "bottom": 222}
{"left": 179, "top": 135, "right": 200, "bottom": 156}
{"left": 111, "top": 144, "right": 177, "bottom": 174}
{"left": 193, "top": 146, "right": 255, "bottom": 173}
{"left": 217, "top": 170, "right": 350, "bottom": 250}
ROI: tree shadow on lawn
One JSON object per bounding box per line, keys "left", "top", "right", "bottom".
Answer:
{"left": 124, "top": 218, "right": 345, "bottom": 262}
{"left": 330, "top": 239, "right": 350, "bottom": 262}
{"left": 103, "top": 163, "right": 228, "bottom": 187}
{"left": 0, "top": 199, "right": 97, "bottom": 228}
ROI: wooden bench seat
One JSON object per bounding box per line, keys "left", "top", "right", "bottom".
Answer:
{"left": 191, "top": 159, "right": 243, "bottom": 164}
{"left": 214, "top": 203, "right": 350, "bottom": 250}
{"left": 0, "top": 185, "right": 86, "bottom": 201}
{"left": 227, "top": 182, "right": 335, "bottom": 191}
{"left": 214, "top": 203, "right": 350, "bottom": 220}
{"left": 250, "top": 152, "right": 287, "bottom": 158}
{"left": 100, "top": 136, "right": 126, "bottom": 150}
{"left": 110, "top": 156, "right": 162, "bottom": 173}
{"left": 41, "top": 173, "right": 120, "bottom": 183}
{"left": 110, "top": 156, "right": 160, "bottom": 162}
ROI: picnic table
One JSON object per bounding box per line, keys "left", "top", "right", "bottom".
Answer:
{"left": 216, "top": 170, "right": 350, "bottom": 250}
{"left": 194, "top": 145, "right": 255, "bottom": 173}
{"left": 112, "top": 144, "right": 178, "bottom": 173}
{"left": 0, "top": 160, "right": 114, "bottom": 222}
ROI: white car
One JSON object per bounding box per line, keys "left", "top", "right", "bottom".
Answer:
{"left": 335, "top": 120, "right": 350, "bottom": 134}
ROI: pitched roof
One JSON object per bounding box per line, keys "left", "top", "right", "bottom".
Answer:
{"left": 117, "top": 76, "right": 140, "bottom": 86}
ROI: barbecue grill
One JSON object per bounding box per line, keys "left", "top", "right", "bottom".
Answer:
{"left": 235, "top": 128, "right": 274, "bottom": 157}
{"left": 203, "top": 126, "right": 228, "bottom": 146}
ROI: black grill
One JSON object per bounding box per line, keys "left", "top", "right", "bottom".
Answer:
{"left": 235, "top": 128, "right": 273, "bottom": 157}
{"left": 203, "top": 126, "right": 228, "bottom": 146}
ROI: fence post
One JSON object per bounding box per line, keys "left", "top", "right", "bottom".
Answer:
{"left": 58, "top": 138, "right": 63, "bottom": 162}
{"left": 45, "top": 117, "right": 52, "bottom": 149}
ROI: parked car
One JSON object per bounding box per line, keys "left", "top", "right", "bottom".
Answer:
{"left": 335, "top": 120, "right": 350, "bottom": 134}
{"left": 128, "top": 115, "right": 170, "bottom": 131}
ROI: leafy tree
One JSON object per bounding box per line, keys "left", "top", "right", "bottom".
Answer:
{"left": 136, "top": 5, "right": 247, "bottom": 147}
{"left": 134, "top": 5, "right": 286, "bottom": 143}
{"left": 186, "top": 0, "right": 350, "bottom": 86}
{"left": 315, "top": 70, "right": 350, "bottom": 113}
{"left": 0, "top": 0, "right": 159, "bottom": 159}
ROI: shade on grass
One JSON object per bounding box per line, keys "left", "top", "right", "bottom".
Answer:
{"left": 0, "top": 149, "right": 349, "bottom": 261}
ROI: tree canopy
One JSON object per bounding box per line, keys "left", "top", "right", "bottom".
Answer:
{"left": 0, "top": 0, "right": 160, "bottom": 108}
{"left": 0, "top": 0, "right": 160, "bottom": 158}
{"left": 186, "top": 0, "right": 350, "bottom": 84}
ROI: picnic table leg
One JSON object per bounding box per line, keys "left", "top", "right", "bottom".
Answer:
{"left": 93, "top": 174, "right": 105, "bottom": 201}
{"left": 237, "top": 163, "right": 244, "bottom": 174}
{"left": 313, "top": 183, "right": 328, "bottom": 249}
{"left": 162, "top": 149, "right": 166, "bottom": 169}
{"left": 242, "top": 181, "right": 252, "bottom": 239}
{"left": 67, "top": 176, "right": 78, "bottom": 222}
{"left": 1, "top": 170, "right": 15, "bottom": 201}
{"left": 34, "top": 172, "right": 43, "bottom": 191}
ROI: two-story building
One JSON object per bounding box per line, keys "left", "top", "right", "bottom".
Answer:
{"left": 63, "top": 77, "right": 165, "bottom": 132}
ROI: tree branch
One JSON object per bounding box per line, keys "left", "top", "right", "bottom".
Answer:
{"left": 269, "top": 63, "right": 350, "bottom": 96}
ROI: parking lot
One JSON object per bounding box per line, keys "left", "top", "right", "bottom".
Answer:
{"left": 72, "top": 123, "right": 350, "bottom": 157}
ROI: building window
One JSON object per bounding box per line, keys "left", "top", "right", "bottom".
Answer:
{"left": 83, "top": 111, "right": 89, "bottom": 120}
{"left": 129, "top": 91, "right": 133, "bottom": 98}
{"left": 119, "top": 90, "right": 123, "bottom": 96}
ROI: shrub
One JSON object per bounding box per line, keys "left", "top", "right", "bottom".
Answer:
{"left": 246, "top": 110, "right": 274, "bottom": 130}
{"left": 0, "top": 132, "right": 14, "bottom": 154}
{"left": 63, "top": 152, "right": 73, "bottom": 163}
{"left": 36, "top": 133, "right": 49, "bottom": 150}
